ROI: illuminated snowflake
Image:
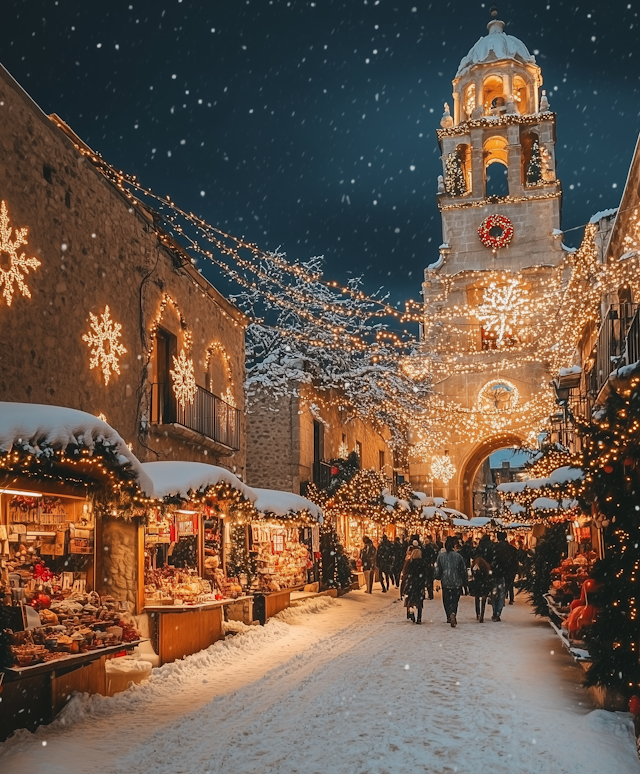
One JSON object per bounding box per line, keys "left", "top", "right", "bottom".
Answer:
{"left": 338, "top": 440, "right": 349, "bottom": 459}
{"left": 82, "top": 305, "right": 127, "bottom": 385}
{"left": 430, "top": 455, "right": 456, "bottom": 484}
{"left": 171, "top": 349, "right": 197, "bottom": 408}
{"left": 221, "top": 387, "right": 236, "bottom": 407}
{"left": 0, "top": 200, "right": 41, "bottom": 306}
{"left": 476, "top": 279, "right": 530, "bottom": 347}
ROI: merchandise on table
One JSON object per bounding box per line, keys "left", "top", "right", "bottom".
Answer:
{"left": 549, "top": 551, "right": 597, "bottom": 610}
{"left": 250, "top": 522, "right": 311, "bottom": 592}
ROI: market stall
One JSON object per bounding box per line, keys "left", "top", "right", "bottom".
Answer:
{"left": 247, "top": 488, "right": 323, "bottom": 621}
{"left": 139, "top": 461, "right": 257, "bottom": 663}
{"left": 0, "top": 403, "right": 152, "bottom": 739}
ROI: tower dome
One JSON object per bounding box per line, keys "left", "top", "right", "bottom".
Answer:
{"left": 456, "top": 19, "right": 535, "bottom": 78}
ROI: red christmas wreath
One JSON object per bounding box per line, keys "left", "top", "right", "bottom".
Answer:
{"left": 478, "top": 214, "right": 514, "bottom": 250}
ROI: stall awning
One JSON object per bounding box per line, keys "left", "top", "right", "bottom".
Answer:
{"left": 252, "top": 488, "right": 323, "bottom": 523}
{"left": 141, "top": 461, "right": 256, "bottom": 502}
{"left": 0, "top": 402, "right": 153, "bottom": 495}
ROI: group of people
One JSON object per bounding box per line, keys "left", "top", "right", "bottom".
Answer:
{"left": 360, "top": 531, "right": 521, "bottom": 628}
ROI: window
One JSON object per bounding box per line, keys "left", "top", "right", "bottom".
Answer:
{"left": 513, "top": 75, "right": 528, "bottom": 114}
{"left": 153, "top": 327, "right": 178, "bottom": 422}
{"left": 355, "top": 441, "right": 363, "bottom": 463}
{"left": 482, "top": 75, "right": 504, "bottom": 114}
{"left": 313, "top": 420, "right": 324, "bottom": 464}
{"left": 485, "top": 163, "right": 509, "bottom": 198}
{"left": 379, "top": 449, "right": 385, "bottom": 472}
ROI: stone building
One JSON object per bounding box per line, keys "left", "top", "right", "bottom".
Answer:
{"left": 0, "top": 63, "right": 247, "bottom": 475}
{"left": 410, "top": 12, "right": 567, "bottom": 516}
{"left": 246, "top": 383, "right": 394, "bottom": 495}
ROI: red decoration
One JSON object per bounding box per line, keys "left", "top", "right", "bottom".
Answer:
{"left": 603, "top": 464, "right": 614, "bottom": 474}
{"left": 629, "top": 696, "right": 640, "bottom": 716}
{"left": 331, "top": 466, "right": 339, "bottom": 475}
{"left": 624, "top": 457, "right": 635, "bottom": 467}
{"left": 478, "top": 214, "right": 514, "bottom": 250}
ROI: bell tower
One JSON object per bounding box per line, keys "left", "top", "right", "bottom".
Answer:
{"left": 431, "top": 7, "right": 562, "bottom": 274}
{"left": 411, "top": 10, "right": 565, "bottom": 515}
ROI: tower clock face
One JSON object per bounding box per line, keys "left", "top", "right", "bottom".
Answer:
{"left": 478, "top": 215, "right": 514, "bottom": 250}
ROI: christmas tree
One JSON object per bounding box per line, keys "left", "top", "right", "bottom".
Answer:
{"left": 526, "top": 140, "right": 543, "bottom": 185}
{"left": 228, "top": 524, "right": 257, "bottom": 587}
{"left": 519, "top": 522, "right": 567, "bottom": 616}
{"left": 445, "top": 152, "right": 467, "bottom": 197}
{"left": 580, "top": 365, "right": 640, "bottom": 696}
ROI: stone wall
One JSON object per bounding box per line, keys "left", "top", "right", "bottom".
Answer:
{"left": 0, "top": 64, "right": 246, "bottom": 475}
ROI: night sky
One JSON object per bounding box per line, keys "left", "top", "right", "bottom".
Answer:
{"left": 3, "top": 0, "right": 639, "bottom": 304}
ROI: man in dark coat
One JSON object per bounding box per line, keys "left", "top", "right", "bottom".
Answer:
{"left": 360, "top": 536, "right": 377, "bottom": 594}
{"left": 490, "top": 531, "right": 519, "bottom": 620}
{"left": 392, "top": 537, "right": 407, "bottom": 591}
{"left": 421, "top": 536, "right": 438, "bottom": 600}
{"left": 459, "top": 537, "right": 475, "bottom": 595}
{"left": 435, "top": 537, "right": 467, "bottom": 627}
{"left": 376, "top": 534, "right": 394, "bottom": 592}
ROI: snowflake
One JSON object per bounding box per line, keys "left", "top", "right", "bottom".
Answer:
{"left": 171, "top": 349, "right": 197, "bottom": 408}
{"left": 82, "top": 305, "right": 127, "bottom": 385}
{"left": 476, "top": 279, "right": 530, "bottom": 347}
{"left": 430, "top": 455, "right": 456, "bottom": 484}
{"left": 338, "top": 440, "right": 349, "bottom": 459}
{"left": 0, "top": 200, "right": 41, "bottom": 306}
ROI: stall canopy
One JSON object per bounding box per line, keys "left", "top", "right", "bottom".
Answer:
{"left": 0, "top": 402, "right": 153, "bottom": 494}
{"left": 252, "top": 488, "right": 323, "bottom": 523}
{"left": 140, "top": 461, "right": 256, "bottom": 502}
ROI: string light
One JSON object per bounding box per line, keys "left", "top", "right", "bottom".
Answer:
{"left": 170, "top": 349, "right": 197, "bottom": 409}
{"left": 430, "top": 455, "right": 457, "bottom": 484}
{"left": 82, "top": 305, "right": 127, "bottom": 385}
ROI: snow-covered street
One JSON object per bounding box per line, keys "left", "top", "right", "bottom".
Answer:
{"left": 1, "top": 591, "right": 639, "bottom": 774}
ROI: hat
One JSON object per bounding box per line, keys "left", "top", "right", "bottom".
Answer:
{"left": 412, "top": 539, "right": 419, "bottom": 546}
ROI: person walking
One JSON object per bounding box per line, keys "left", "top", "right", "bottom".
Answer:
{"left": 402, "top": 548, "right": 427, "bottom": 624}
{"left": 490, "top": 531, "right": 518, "bottom": 620}
{"left": 376, "top": 534, "right": 394, "bottom": 593}
{"left": 471, "top": 555, "right": 492, "bottom": 623}
{"left": 459, "top": 537, "right": 475, "bottom": 596}
{"left": 434, "top": 536, "right": 467, "bottom": 627}
{"left": 360, "top": 536, "right": 377, "bottom": 594}
{"left": 391, "top": 536, "right": 405, "bottom": 588}
{"left": 421, "top": 535, "right": 437, "bottom": 600}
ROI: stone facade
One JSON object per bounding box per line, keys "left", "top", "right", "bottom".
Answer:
{"left": 246, "top": 384, "right": 393, "bottom": 494}
{"left": 0, "top": 63, "right": 247, "bottom": 475}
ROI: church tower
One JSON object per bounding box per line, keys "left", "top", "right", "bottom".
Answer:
{"left": 412, "top": 11, "right": 565, "bottom": 517}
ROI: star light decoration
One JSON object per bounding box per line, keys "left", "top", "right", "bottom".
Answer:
{"left": 82, "top": 305, "right": 127, "bottom": 386}
{"left": 171, "top": 349, "right": 197, "bottom": 409}
{"left": 476, "top": 279, "right": 531, "bottom": 347}
{"left": 0, "top": 200, "right": 41, "bottom": 306}
{"left": 430, "top": 455, "right": 457, "bottom": 484}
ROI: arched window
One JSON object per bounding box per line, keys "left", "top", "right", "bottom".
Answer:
{"left": 445, "top": 143, "right": 472, "bottom": 196}
{"left": 483, "top": 75, "right": 504, "bottom": 114}
{"left": 464, "top": 83, "right": 476, "bottom": 119}
{"left": 521, "top": 130, "right": 543, "bottom": 186}
{"left": 513, "top": 75, "right": 528, "bottom": 114}
{"left": 484, "top": 136, "right": 509, "bottom": 198}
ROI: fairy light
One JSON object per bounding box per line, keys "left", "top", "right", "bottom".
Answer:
{"left": 82, "top": 305, "right": 127, "bottom": 385}
{"left": 0, "top": 200, "right": 41, "bottom": 306}
{"left": 430, "top": 455, "right": 456, "bottom": 484}
{"left": 475, "top": 279, "right": 531, "bottom": 347}
{"left": 170, "top": 349, "right": 197, "bottom": 409}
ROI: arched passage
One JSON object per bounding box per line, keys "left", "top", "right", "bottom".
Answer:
{"left": 460, "top": 434, "right": 526, "bottom": 519}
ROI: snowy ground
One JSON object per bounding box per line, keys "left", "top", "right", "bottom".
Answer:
{"left": 1, "top": 590, "right": 639, "bottom": 774}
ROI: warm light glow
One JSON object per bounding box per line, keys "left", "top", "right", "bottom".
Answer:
{"left": 171, "top": 349, "right": 197, "bottom": 408}
{"left": 430, "top": 455, "right": 456, "bottom": 484}
{"left": 0, "top": 200, "right": 41, "bottom": 306}
{"left": 0, "top": 488, "right": 43, "bottom": 497}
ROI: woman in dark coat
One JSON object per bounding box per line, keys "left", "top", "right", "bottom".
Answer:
{"left": 471, "top": 555, "right": 493, "bottom": 623}
{"left": 402, "top": 548, "right": 427, "bottom": 624}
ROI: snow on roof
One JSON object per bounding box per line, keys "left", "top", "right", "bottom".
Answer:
{"left": 549, "top": 466, "right": 584, "bottom": 484}
{"left": 253, "top": 488, "right": 323, "bottom": 522}
{"left": 141, "top": 461, "right": 256, "bottom": 502}
{"left": 442, "top": 507, "right": 468, "bottom": 519}
{"left": 497, "top": 481, "right": 527, "bottom": 493}
{"left": 422, "top": 506, "right": 447, "bottom": 520}
{"left": 423, "top": 496, "right": 447, "bottom": 507}
{"left": 507, "top": 503, "right": 527, "bottom": 514}
{"left": 0, "top": 402, "right": 153, "bottom": 495}
{"left": 525, "top": 477, "right": 553, "bottom": 489}
{"left": 531, "top": 497, "right": 561, "bottom": 510}
{"left": 558, "top": 365, "right": 582, "bottom": 376}
{"left": 411, "top": 491, "right": 427, "bottom": 503}
{"left": 456, "top": 20, "right": 535, "bottom": 78}
{"left": 589, "top": 207, "right": 618, "bottom": 224}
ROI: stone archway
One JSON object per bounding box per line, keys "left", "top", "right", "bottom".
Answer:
{"left": 460, "top": 433, "right": 525, "bottom": 519}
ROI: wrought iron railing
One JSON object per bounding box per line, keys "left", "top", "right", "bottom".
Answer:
{"left": 588, "top": 304, "right": 638, "bottom": 397}
{"left": 150, "top": 382, "right": 240, "bottom": 450}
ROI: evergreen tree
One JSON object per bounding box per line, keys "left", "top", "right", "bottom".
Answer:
{"left": 519, "top": 522, "right": 567, "bottom": 616}
{"left": 580, "top": 365, "right": 640, "bottom": 696}
{"left": 228, "top": 524, "right": 257, "bottom": 587}
{"left": 445, "top": 152, "right": 467, "bottom": 197}
{"left": 526, "top": 140, "right": 543, "bottom": 185}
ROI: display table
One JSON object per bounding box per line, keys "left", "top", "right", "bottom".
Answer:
{"left": 145, "top": 597, "right": 252, "bottom": 665}
{"left": 0, "top": 640, "right": 143, "bottom": 742}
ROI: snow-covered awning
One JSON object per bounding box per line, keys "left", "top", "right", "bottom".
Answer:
{"left": 422, "top": 496, "right": 447, "bottom": 507}
{"left": 0, "top": 402, "right": 153, "bottom": 495}
{"left": 252, "top": 488, "right": 323, "bottom": 523}
{"left": 497, "top": 481, "right": 527, "bottom": 493}
{"left": 531, "top": 496, "right": 578, "bottom": 511}
{"left": 507, "top": 503, "right": 527, "bottom": 515}
{"left": 442, "top": 507, "right": 468, "bottom": 520}
{"left": 422, "top": 506, "right": 448, "bottom": 520}
{"left": 141, "top": 461, "right": 256, "bottom": 502}
{"left": 548, "top": 466, "right": 584, "bottom": 484}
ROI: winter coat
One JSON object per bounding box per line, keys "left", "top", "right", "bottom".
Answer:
{"left": 459, "top": 540, "right": 475, "bottom": 567}
{"left": 471, "top": 557, "right": 493, "bottom": 597}
{"left": 402, "top": 557, "right": 427, "bottom": 606}
{"left": 360, "top": 543, "right": 377, "bottom": 570}
{"left": 434, "top": 550, "right": 467, "bottom": 588}
{"left": 492, "top": 540, "right": 519, "bottom": 580}
{"left": 421, "top": 542, "right": 437, "bottom": 576}
{"left": 393, "top": 541, "right": 408, "bottom": 572}
{"left": 475, "top": 537, "right": 495, "bottom": 565}
{"left": 376, "top": 537, "right": 395, "bottom": 571}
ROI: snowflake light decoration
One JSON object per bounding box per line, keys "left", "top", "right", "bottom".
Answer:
{"left": 171, "top": 349, "right": 197, "bottom": 408}
{"left": 476, "top": 279, "right": 531, "bottom": 347}
{"left": 338, "top": 440, "right": 349, "bottom": 459}
{"left": 430, "top": 455, "right": 456, "bottom": 484}
{"left": 0, "top": 200, "right": 41, "bottom": 306}
{"left": 82, "top": 305, "right": 127, "bottom": 385}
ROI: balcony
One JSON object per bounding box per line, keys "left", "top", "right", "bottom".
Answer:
{"left": 150, "top": 382, "right": 240, "bottom": 454}
{"left": 587, "top": 304, "right": 638, "bottom": 398}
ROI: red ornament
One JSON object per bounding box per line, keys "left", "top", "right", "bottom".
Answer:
{"left": 629, "top": 695, "right": 640, "bottom": 716}
{"left": 478, "top": 214, "right": 514, "bottom": 250}
{"left": 331, "top": 466, "right": 339, "bottom": 475}
{"left": 624, "top": 457, "right": 635, "bottom": 467}
{"left": 603, "top": 464, "right": 614, "bottom": 474}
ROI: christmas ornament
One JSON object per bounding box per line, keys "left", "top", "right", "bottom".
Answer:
{"left": 171, "top": 349, "right": 197, "bottom": 408}
{"left": 0, "top": 200, "right": 41, "bottom": 306}
{"left": 478, "top": 214, "right": 514, "bottom": 250}
{"left": 83, "top": 305, "right": 127, "bottom": 385}
{"left": 603, "top": 464, "right": 614, "bottom": 474}
{"left": 430, "top": 455, "right": 456, "bottom": 484}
